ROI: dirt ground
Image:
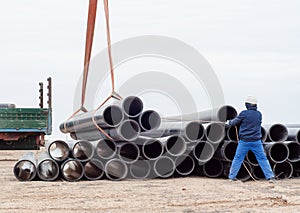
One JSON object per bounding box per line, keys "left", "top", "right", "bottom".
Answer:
{"left": 0, "top": 150, "right": 299, "bottom": 213}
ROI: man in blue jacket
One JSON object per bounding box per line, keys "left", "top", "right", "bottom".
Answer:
{"left": 226, "top": 96, "right": 274, "bottom": 181}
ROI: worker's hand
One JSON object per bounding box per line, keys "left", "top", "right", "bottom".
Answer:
{"left": 225, "top": 120, "right": 230, "bottom": 126}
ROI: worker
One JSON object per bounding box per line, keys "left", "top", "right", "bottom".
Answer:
{"left": 226, "top": 96, "right": 275, "bottom": 182}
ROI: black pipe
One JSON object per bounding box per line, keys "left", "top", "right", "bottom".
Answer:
{"left": 184, "top": 121, "right": 205, "bottom": 142}
{"left": 122, "top": 96, "right": 143, "bottom": 117}
{"left": 141, "top": 138, "right": 164, "bottom": 160}
{"left": 175, "top": 154, "right": 195, "bottom": 176}
{"left": 287, "top": 128, "right": 300, "bottom": 143}
{"left": 37, "top": 152, "right": 59, "bottom": 181}
{"left": 284, "top": 141, "right": 300, "bottom": 162}
{"left": 117, "top": 142, "right": 140, "bottom": 164}
{"left": 205, "top": 123, "right": 226, "bottom": 144}
{"left": 292, "top": 161, "right": 300, "bottom": 177}
{"left": 193, "top": 141, "right": 215, "bottom": 164}
{"left": 267, "top": 123, "right": 288, "bottom": 142}
{"left": 139, "top": 110, "right": 161, "bottom": 132}
{"left": 59, "top": 105, "right": 124, "bottom": 133}
{"left": 224, "top": 161, "right": 253, "bottom": 181}
{"left": 129, "top": 160, "right": 151, "bottom": 179}
{"left": 273, "top": 161, "right": 293, "bottom": 179}
{"left": 95, "top": 139, "right": 117, "bottom": 159}
{"left": 162, "top": 135, "right": 187, "bottom": 157}
{"left": 45, "top": 140, "right": 69, "bottom": 162}
{"left": 70, "top": 140, "right": 95, "bottom": 162}
{"left": 84, "top": 158, "right": 104, "bottom": 180}
{"left": 105, "top": 158, "right": 128, "bottom": 181}
{"left": 61, "top": 158, "right": 84, "bottom": 182}
{"left": 202, "top": 158, "right": 224, "bottom": 178}
{"left": 13, "top": 152, "right": 37, "bottom": 181}
{"left": 154, "top": 156, "right": 175, "bottom": 178}
{"left": 264, "top": 142, "right": 289, "bottom": 163}
{"left": 214, "top": 141, "right": 238, "bottom": 162}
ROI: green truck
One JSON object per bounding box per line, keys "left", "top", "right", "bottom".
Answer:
{"left": 0, "top": 78, "right": 52, "bottom": 150}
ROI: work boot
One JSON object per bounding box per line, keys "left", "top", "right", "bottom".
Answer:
{"left": 267, "top": 177, "right": 276, "bottom": 183}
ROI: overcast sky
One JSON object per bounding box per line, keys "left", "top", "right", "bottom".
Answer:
{"left": 1, "top": 0, "right": 300, "bottom": 139}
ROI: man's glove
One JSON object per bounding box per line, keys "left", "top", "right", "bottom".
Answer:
{"left": 225, "top": 120, "right": 230, "bottom": 126}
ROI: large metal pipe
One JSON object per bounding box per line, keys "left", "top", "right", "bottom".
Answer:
{"left": 252, "top": 165, "right": 265, "bottom": 180}
{"left": 287, "top": 128, "right": 300, "bottom": 143}
{"left": 69, "top": 140, "right": 95, "bottom": 162}
{"left": 266, "top": 123, "right": 288, "bottom": 142}
{"left": 45, "top": 140, "right": 69, "bottom": 162}
{"left": 61, "top": 158, "right": 84, "bottom": 182}
{"left": 13, "top": 152, "right": 37, "bottom": 181}
{"left": 70, "top": 129, "right": 104, "bottom": 141}
{"left": 205, "top": 123, "right": 226, "bottom": 144}
{"left": 246, "top": 150, "right": 259, "bottom": 166}
{"left": 264, "top": 142, "right": 289, "bottom": 163}
{"left": 292, "top": 161, "right": 300, "bottom": 177}
{"left": 59, "top": 105, "right": 124, "bottom": 133}
{"left": 202, "top": 158, "right": 224, "bottom": 178}
{"left": 175, "top": 154, "right": 195, "bottom": 176}
{"left": 105, "top": 158, "right": 128, "bottom": 181}
{"left": 95, "top": 139, "right": 117, "bottom": 159}
{"left": 273, "top": 161, "right": 293, "bottom": 179}
{"left": 37, "top": 152, "right": 59, "bottom": 181}
{"left": 163, "top": 105, "right": 237, "bottom": 122}
{"left": 107, "top": 119, "right": 141, "bottom": 141}
{"left": 84, "top": 158, "right": 104, "bottom": 180}
{"left": 117, "top": 141, "right": 140, "bottom": 164}
{"left": 161, "top": 135, "right": 187, "bottom": 157}
{"left": 122, "top": 96, "right": 143, "bottom": 117}
{"left": 140, "top": 121, "right": 205, "bottom": 142}
{"left": 284, "top": 141, "right": 300, "bottom": 162}
{"left": 129, "top": 160, "right": 151, "bottom": 179}
{"left": 193, "top": 141, "right": 215, "bottom": 164}
{"left": 214, "top": 141, "right": 238, "bottom": 162}
{"left": 138, "top": 110, "right": 161, "bottom": 132}
{"left": 141, "top": 138, "right": 164, "bottom": 160}
{"left": 154, "top": 156, "right": 175, "bottom": 178}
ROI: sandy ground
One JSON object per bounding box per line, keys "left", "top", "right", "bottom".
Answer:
{"left": 0, "top": 150, "right": 300, "bottom": 213}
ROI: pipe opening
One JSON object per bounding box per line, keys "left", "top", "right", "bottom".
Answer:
{"left": 166, "top": 136, "right": 186, "bottom": 156}
{"left": 287, "top": 142, "right": 300, "bottom": 162}
{"left": 154, "top": 157, "right": 175, "bottom": 178}
{"left": 273, "top": 161, "right": 293, "bottom": 179}
{"left": 48, "top": 140, "right": 69, "bottom": 162}
{"left": 130, "top": 160, "right": 150, "bottom": 179}
{"left": 105, "top": 159, "right": 128, "bottom": 181}
{"left": 269, "top": 124, "right": 288, "bottom": 142}
{"left": 14, "top": 160, "right": 36, "bottom": 181}
{"left": 193, "top": 142, "right": 214, "bottom": 163}
{"left": 203, "top": 158, "right": 223, "bottom": 178}
{"left": 122, "top": 96, "right": 143, "bottom": 117}
{"left": 218, "top": 105, "right": 237, "bottom": 122}
{"left": 143, "top": 139, "right": 164, "bottom": 160}
{"left": 84, "top": 159, "right": 104, "bottom": 180}
{"left": 61, "top": 160, "right": 84, "bottom": 181}
{"left": 227, "top": 126, "right": 238, "bottom": 141}
{"left": 103, "top": 105, "right": 124, "bottom": 126}
{"left": 72, "top": 141, "right": 94, "bottom": 162}
{"left": 119, "top": 143, "right": 140, "bottom": 163}
{"left": 140, "top": 110, "right": 161, "bottom": 131}
{"left": 292, "top": 161, "right": 300, "bottom": 177}
{"left": 175, "top": 155, "right": 195, "bottom": 176}
{"left": 96, "top": 139, "right": 117, "bottom": 159}
{"left": 269, "top": 143, "right": 289, "bottom": 163}
{"left": 185, "top": 122, "right": 204, "bottom": 141}
{"left": 261, "top": 127, "right": 267, "bottom": 142}
{"left": 120, "top": 120, "right": 140, "bottom": 141}
{"left": 38, "top": 159, "right": 59, "bottom": 181}
{"left": 206, "top": 123, "right": 225, "bottom": 143}
{"left": 223, "top": 142, "right": 238, "bottom": 162}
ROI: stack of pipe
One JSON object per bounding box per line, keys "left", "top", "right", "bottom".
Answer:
{"left": 14, "top": 96, "right": 300, "bottom": 181}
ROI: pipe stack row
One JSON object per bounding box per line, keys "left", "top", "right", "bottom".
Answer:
{"left": 13, "top": 96, "right": 300, "bottom": 181}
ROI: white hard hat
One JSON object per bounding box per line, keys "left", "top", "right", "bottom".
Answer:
{"left": 245, "top": 96, "right": 257, "bottom": 105}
